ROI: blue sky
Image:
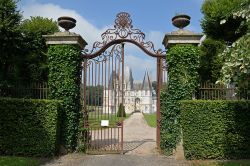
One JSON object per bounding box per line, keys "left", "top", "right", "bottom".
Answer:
{"left": 19, "top": 0, "right": 204, "bottom": 81}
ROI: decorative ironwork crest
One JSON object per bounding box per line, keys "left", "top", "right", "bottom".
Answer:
{"left": 83, "top": 12, "right": 166, "bottom": 58}
{"left": 102, "top": 12, "right": 145, "bottom": 43}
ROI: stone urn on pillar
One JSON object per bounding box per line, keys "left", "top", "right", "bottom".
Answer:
{"left": 43, "top": 16, "right": 87, "bottom": 50}
{"left": 162, "top": 14, "right": 203, "bottom": 48}
{"left": 58, "top": 16, "right": 76, "bottom": 32}
{"left": 172, "top": 14, "right": 190, "bottom": 29}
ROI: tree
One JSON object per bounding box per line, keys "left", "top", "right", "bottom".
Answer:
{"left": 117, "top": 103, "right": 126, "bottom": 117}
{"left": 152, "top": 81, "right": 157, "bottom": 91}
{"left": 86, "top": 85, "right": 104, "bottom": 106}
{"left": 20, "top": 16, "right": 59, "bottom": 82}
{"left": 219, "top": 33, "right": 250, "bottom": 91}
{"left": 0, "top": 0, "right": 23, "bottom": 82}
{"left": 0, "top": 1, "right": 59, "bottom": 83}
{"left": 216, "top": 0, "right": 250, "bottom": 95}
{"left": 199, "top": 38, "right": 226, "bottom": 82}
{"left": 201, "top": 0, "right": 248, "bottom": 42}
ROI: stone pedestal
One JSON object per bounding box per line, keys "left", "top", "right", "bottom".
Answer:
{"left": 43, "top": 31, "right": 87, "bottom": 49}
{"left": 162, "top": 29, "right": 203, "bottom": 49}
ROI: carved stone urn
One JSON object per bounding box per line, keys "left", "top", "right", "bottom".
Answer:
{"left": 172, "top": 14, "right": 190, "bottom": 29}
{"left": 58, "top": 16, "right": 76, "bottom": 31}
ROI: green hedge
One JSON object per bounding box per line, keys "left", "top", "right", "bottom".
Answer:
{"left": 180, "top": 100, "right": 250, "bottom": 159}
{"left": 0, "top": 98, "right": 62, "bottom": 156}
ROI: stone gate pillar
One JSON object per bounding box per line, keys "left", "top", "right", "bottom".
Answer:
{"left": 43, "top": 17, "right": 87, "bottom": 152}
{"left": 161, "top": 14, "right": 203, "bottom": 159}
{"left": 162, "top": 15, "right": 203, "bottom": 48}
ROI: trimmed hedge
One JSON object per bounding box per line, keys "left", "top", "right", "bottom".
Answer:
{"left": 0, "top": 98, "right": 62, "bottom": 156}
{"left": 180, "top": 100, "right": 250, "bottom": 159}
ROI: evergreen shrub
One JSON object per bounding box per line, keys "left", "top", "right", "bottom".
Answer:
{"left": 0, "top": 98, "right": 62, "bottom": 156}
{"left": 117, "top": 103, "right": 126, "bottom": 117}
{"left": 180, "top": 100, "right": 250, "bottom": 159}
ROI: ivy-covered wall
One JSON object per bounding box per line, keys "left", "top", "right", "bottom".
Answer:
{"left": 47, "top": 45, "right": 81, "bottom": 151}
{"left": 0, "top": 98, "right": 62, "bottom": 156}
{"left": 160, "top": 45, "right": 200, "bottom": 154}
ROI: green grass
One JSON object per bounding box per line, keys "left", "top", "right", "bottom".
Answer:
{"left": 191, "top": 160, "right": 250, "bottom": 166}
{"left": 83, "top": 105, "right": 131, "bottom": 128}
{"left": 143, "top": 113, "right": 156, "bottom": 127}
{"left": 0, "top": 156, "right": 40, "bottom": 166}
{"left": 88, "top": 113, "right": 128, "bottom": 127}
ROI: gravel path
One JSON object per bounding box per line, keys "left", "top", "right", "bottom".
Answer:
{"left": 42, "top": 153, "right": 188, "bottom": 166}
{"left": 42, "top": 113, "right": 189, "bottom": 166}
{"left": 123, "top": 112, "right": 157, "bottom": 155}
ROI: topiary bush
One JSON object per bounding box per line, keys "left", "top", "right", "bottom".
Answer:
{"left": 0, "top": 97, "right": 62, "bottom": 156}
{"left": 47, "top": 45, "right": 81, "bottom": 151}
{"left": 160, "top": 45, "right": 200, "bottom": 155}
{"left": 180, "top": 100, "right": 250, "bottom": 159}
{"left": 117, "top": 103, "right": 126, "bottom": 117}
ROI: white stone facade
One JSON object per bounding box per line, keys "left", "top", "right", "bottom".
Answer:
{"left": 103, "top": 66, "right": 157, "bottom": 114}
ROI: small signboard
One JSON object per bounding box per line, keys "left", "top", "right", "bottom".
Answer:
{"left": 101, "top": 120, "right": 109, "bottom": 127}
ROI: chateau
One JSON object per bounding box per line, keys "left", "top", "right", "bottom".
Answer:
{"left": 103, "top": 66, "right": 157, "bottom": 114}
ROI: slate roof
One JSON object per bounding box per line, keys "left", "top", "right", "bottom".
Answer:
{"left": 141, "top": 70, "right": 152, "bottom": 91}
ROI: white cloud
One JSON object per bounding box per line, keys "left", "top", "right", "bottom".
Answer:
{"left": 22, "top": 1, "right": 108, "bottom": 48}
{"left": 125, "top": 54, "right": 156, "bottom": 82}
{"left": 21, "top": 1, "right": 162, "bottom": 82}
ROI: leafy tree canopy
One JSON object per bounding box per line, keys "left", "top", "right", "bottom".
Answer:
{"left": 0, "top": 0, "right": 23, "bottom": 82}
{"left": 199, "top": 38, "right": 226, "bottom": 83}
{"left": 201, "top": 0, "right": 248, "bottom": 42}
{"left": 219, "top": 33, "right": 250, "bottom": 90}
{"left": 216, "top": 1, "right": 250, "bottom": 92}
{"left": 21, "top": 16, "right": 59, "bottom": 36}
{"left": 0, "top": 1, "right": 59, "bottom": 83}
{"left": 20, "top": 16, "right": 59, "bottom": 82}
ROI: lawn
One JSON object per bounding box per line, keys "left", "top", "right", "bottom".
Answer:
{"left": 88, "top": 113, "right": 129, "bottom": 127}
{"left": 87, "top": 106, "right": 130, "bottom": 128}
{"left": 0, "top": 156, "right": 40, "bottom": 166}
{"left": 143, "top": 113, "right": 156, "bottom": 128}
{"left": 191, "top": 160, "right": 250, "bottom": 166}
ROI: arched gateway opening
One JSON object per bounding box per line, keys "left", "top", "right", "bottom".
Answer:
{"left": 81, "top": 12, "right": 167, "bottom": 154}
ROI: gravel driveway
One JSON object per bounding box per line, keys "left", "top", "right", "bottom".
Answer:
{"left": 123, "top": 112, "right": 157, "bottom": 155}
{"left": 42, "top": 113, "right": 188, "bottom": 166}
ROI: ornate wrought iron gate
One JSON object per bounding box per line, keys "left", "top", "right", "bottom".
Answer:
{"left": 81, "top": 12, "right": 166, "bottom": 154}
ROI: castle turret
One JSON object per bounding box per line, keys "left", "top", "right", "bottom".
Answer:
{"left": 124, "top": 66, "right": 134, "bottom": 90}
{"left": 141, "top": 70, "right": 152, "bottom": 91}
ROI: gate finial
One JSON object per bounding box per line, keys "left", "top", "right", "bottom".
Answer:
{"left": 115, "top": 12, "right": 132, "bottom": 29}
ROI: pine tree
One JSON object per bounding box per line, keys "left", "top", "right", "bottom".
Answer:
{"left": 117, "top": 103, "right": 126, "bottom": 117}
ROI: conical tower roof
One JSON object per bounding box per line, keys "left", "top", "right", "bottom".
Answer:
{"left": 108, "top": 70, "right": 119, "bottom": 90}
{"left": 125, "top": 66, "right": 134, "bottom": 90}
{"left": 141, "top": 70, "right": 152, "bottom": 91}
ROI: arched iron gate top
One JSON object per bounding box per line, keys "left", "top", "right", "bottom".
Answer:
{"left": 82, "top": 12, "right": 166, "bottom": 59}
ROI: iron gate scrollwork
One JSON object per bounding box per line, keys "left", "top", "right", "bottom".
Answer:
{"left": 81, "top": 12, "right": 166, "bottom": 154}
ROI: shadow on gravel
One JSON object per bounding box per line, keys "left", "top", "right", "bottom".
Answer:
{"left": 123, "top": 139, "right": 155, "bottom": 153}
